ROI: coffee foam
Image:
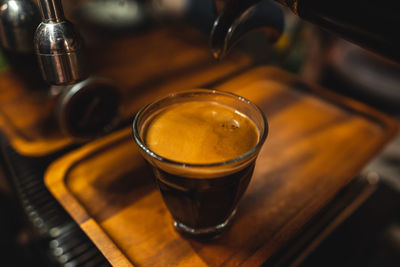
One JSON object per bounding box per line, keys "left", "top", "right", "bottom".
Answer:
{"left": 144, "top": 101, "right": 259, "bottom": 164}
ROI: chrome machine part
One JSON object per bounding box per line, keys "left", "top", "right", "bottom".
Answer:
{"left": 0, "top": 0, "right": 40, "bottom": 53}
{"left": 34, "top": 0, "right": 86, "bottom": 85}
{"left": 210, "top": 0, "right": 284, "bottom": 59}
{"left": 55, "top": 77, "right": 121, "bottom": 139}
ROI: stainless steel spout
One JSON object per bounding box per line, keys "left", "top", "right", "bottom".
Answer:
{"left": 38, "top": 0, "right": 64, "bottom": 22}
{"left": 210, "top": 0, "right": 284, "bottom": 59}
{"left": 34, "top": 0, "right": 86, "bottom": 85}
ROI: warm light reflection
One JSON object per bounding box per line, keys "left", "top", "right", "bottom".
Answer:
{"left": 0, "top": 3, "right": 8, "bottom": 11}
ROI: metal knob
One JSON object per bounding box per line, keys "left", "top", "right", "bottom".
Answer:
{"left": 34, "top": 0, "right": 86, "bottom": 85}
{"left": 54, "top": 77, "right": 121, "bottom": 139}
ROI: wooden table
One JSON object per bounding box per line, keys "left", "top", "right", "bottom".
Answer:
{"left": 45, "top": 67, "right": 398, "bottom": 266}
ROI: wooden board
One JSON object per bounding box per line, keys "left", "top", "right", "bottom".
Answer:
{"left": 45, "top": 67, "right": 398, "bottom": 267}
{"left": 0, "top": 25, "right": 251, "bottom": 157}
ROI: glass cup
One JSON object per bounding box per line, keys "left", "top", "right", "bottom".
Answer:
{"left": 132, "top": 89, "right": 268, "bottom": 239}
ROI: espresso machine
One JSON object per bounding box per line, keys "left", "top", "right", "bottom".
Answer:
{"left": 0, "top": 0, "right": 284, "bottom": 141}
{"left": 0, "top": 0, "right": 121, "bottom": 140}
{"left": 1, "top": 0, "right": 398, "bottom": 94}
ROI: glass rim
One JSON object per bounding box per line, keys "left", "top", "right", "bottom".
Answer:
{"left": 132, "top": 89, "right": 268, "bottom": 168}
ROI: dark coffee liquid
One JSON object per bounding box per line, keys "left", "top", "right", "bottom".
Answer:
{"left": 154, "top": 161, "right": 255, "bottom": 229}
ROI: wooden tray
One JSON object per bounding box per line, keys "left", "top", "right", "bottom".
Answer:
{"left": 45, "top": 67, "right": 398, "bottom": 267}
{"left": 0, "top": 25, "right": 251, "bottom": 157}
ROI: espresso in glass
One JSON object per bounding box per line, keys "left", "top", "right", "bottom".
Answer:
{"left": 133, "top": 90, "right": 267, "bottom": 238}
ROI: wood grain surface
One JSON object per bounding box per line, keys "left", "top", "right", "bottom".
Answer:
{"left": 0, "top": 25, "right": 251, "bottom": 157}
{"left": 45, "top": 67, "right": 398, "bottom": 267}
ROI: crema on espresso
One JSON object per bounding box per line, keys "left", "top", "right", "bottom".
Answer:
{"left": 144, "top": 101, "right": 259, "bottom": 164}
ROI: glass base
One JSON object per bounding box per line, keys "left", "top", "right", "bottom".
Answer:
{"left": 173, "top": 209, "right": 237, "bottom": 239}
